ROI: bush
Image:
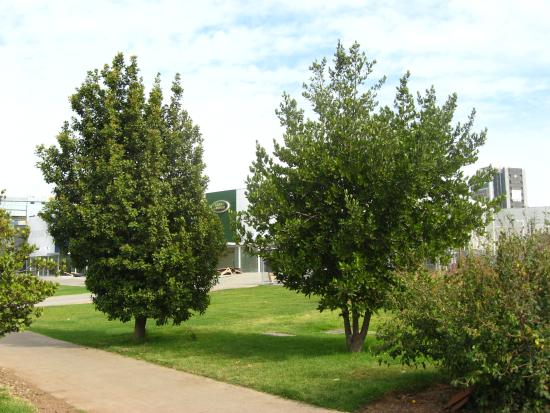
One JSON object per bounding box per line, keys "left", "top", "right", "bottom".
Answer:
{"left": 0, "top": 198, "right": 56, "bottom": 337}
{"left": 376, "top": 231, "right": 550, "bottom": 412}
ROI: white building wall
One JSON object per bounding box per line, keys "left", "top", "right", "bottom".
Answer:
{"left": 235, "top": 187, "right": 248, "bottom": 212}
{"left": 27, "top": 215, "right": 57, "bottom": 257}
{"left": 472, "top": 207, "right": 550, "bottom": 250}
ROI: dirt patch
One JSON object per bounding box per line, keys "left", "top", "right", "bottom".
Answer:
{"left": 0, "top": 367, "right": 80, "bottom": 412}
{"left": 262, "top": 331, "right": 296, "bottom": 336}
{"left": 359, "top": 383, "right": 457, "bottom": 413}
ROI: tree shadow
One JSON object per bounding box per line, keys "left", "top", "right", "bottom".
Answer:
{"left": 0, "top": 331, "right": 80, "bottom": 349}
{"left": 30, "top": 325, "right": 352, "bottom": 360}
{"left": 152, "top": 328, "right": 350, "bottom": 360}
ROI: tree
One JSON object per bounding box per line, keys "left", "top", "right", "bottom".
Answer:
{"left": 0, "top": 192, "right": 56, "bottom": 336}
{"left": 37, "top": 54, "right": 225, "bottom": 339}
{"left": 238, "top": 42, "right": 498, "bottom": 352}
{"left": 32, "top": 256, "right": 58, "bottom": 276}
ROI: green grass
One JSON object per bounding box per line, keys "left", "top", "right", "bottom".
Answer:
{"left": 30, "top": 286, "right": 441, "bottom": 411}
{"left": 53, "top": 285, "right": 89, "bottom": 296}
{"left": 0, "top": 388, "right": 35, "bottom": 413}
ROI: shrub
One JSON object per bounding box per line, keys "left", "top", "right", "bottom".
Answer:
{"left": 376, "top": 231, "right": 550, "bottom": 412}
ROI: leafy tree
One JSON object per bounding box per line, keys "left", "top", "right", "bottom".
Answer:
{"left": 376, "top": 230, "right": 550, "bottom": 412}
{"left": 0, "top": 192, "right": 56, "bottom": 336}
{"left": 32, "top": 256, "right": 58, "bottom": 276}
{"left": 37, "top": 54, "right": 225, "bottom": 339}
{"left": 238, "top": 42, "right": 497, "bottom": 352}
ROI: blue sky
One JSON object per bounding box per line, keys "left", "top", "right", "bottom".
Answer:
{"left": 1, "top": 0, "right": 549, "bottom": 205}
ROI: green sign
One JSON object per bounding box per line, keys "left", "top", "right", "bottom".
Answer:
{"left": 206, "top": 189, "right": 237, "bottom": 242}
{"left": 211, "top": 200, "right": 230, "bottom": 214}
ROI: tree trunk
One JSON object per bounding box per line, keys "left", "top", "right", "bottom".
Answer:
{"left": 342, "top": 308, "right": 372, "bottom": 353}
{"left": 134, "top": 316, "right": 147, "bottom": 340}
{"left": 347, "top": 333, "right": 365, "bottom": 352}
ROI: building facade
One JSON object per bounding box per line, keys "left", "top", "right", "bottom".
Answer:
{"left": 0, "top": 197, "right": 57, "bottom": 258}
{"left": 206, "top": 188, "right": 269, "bottom": 274}
{"left": 471, "top": 206, "right": 550, "bottom": 251}
{"left": 2, "top": 192, "right": 269, "bottom": 275}
{"left": 478, "top": 167, "right": 528, "bottom": 208}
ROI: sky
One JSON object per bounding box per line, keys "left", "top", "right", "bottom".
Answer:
{"left": 1, "top": 0, "right": 549, "bottom": 206}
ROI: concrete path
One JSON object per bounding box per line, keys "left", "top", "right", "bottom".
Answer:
{"left": 38, "top": 293, "right": 93, "bottom": 307}
{"left": 41, "top": 275, "right": 87, "bottom": 286}
{"left": 41, "top": 272, "right": 271, "bottom": 289}
{"left": 0, "top": 332, "right": 337, "bottom": 413}
{"left": 39, "top": 272, "right": 275, "bottom": 307}
{"left": 212, "top": 272, "right": 270, "bottom": 290}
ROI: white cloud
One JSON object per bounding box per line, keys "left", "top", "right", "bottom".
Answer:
{"left": 0, "top": 0, "right": 549, "bottom": 205}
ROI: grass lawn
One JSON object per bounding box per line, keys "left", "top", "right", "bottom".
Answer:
{"left": 30, "top": 286, "right": 441, "bottom": 411}
{"left": 53, "top": 285, "right": 89, "bottom": 296}
{"left": 0, "top": 388, "right": 35, "bottom": 413}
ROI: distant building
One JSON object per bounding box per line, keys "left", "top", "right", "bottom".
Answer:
{"left": 490, "top": 207, "right": 549, "bottom": 238}
{"left": 470, "top": 167, "right": 549, "bottom": 251}
{"left": 0, "top": 197, "right": 45, "bottom": 226}
{"left": 471, "top": 207, "right": 550, "bottom": 251}
{"left": 477, "top": 167, "right": 527, "bottom": 208}
{"left": 491, "top": 207, "right": 549, "bottom": 235}
{"left": 206, "top": 189, "right": 269, "bottom": 275}
{"left": 0, "top": 197, "right": 57, "bottom": 258}
{"left": 2, "top": 192, "right": 271, "bottom": 276}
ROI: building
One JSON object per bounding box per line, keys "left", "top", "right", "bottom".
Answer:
{"left": 0, "top": 197, "right": 57, "bottom": 258}
{"left": 471, "top": 167, "right": 550, "bottom": 250}
{"left": 2, "top": 191, "right": 269, "bottom": 276}
{"left": 0, "top": 196, "right": 60, "bottom": 275}
{"left": 206, "top": 189, "right": 269, "bottom": 274}
{"left": 1, "top": 197, "right": 44, "bottom": 226}
{"left": 489, "top": 206, "right": 549, "bottom": 238}
{"left": 478, "top": 167, "right": 527, "bottom": 208}
{"left": 471, "top": 206, "right": 550, "bottom": 251}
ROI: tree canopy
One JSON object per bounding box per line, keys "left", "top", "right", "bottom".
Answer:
{"left": 37, "top": 54, "right": 225, "bottom": 339}
{"left": 238, "top": 42, "right": 498, "bottom": 352}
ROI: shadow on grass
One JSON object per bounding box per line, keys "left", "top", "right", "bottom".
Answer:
{"left": 31, "top": 324, "right": 350, "bottom": 361}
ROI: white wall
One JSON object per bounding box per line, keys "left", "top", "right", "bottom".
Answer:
{"left": 235, "top": 187, "right": 248, "bottom": 212}
{"left": 472, "top": 206, "right": 550, "bottom": 250}
{"left": 27, "top": 215, "right": 56, "bottom": 257}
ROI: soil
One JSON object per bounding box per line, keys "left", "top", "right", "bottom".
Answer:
{"left": 0, "top": 367, "right": 80, "bottom": 413}
{"left": 359, "top": 383, "right": 458, "bottom": 413}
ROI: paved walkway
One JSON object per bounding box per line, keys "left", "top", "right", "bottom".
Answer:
{"left": 38, "top": 293, "right": 93, "bottom": 307}
{"left": 0, "top": 332, "right": 337, "bottom": 413}
{"left": 41, "top": 272, "right": 271, "bottom": 288}
{"left": 39, "top": 273, "right": 273, "bottom": 307}
{"left": 41, "top": 275, "right": 87, "bottom": 286}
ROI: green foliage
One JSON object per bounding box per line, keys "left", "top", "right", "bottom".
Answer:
{"left": 0, "top": 388, "right": 35, "bottom": 413}
{"left": 238, "top": 42, "right": 497, "bottom": 352}
{"left": 376, "top": 231, "right": 550, "bottom": 412}
{"left": 0, "top": 194, "right": 56, "bottom": 337}
{"left": 31, "top": 257, "right": 58, "bottom": 275}
{"left": 57, "top": 257, "right": 69, "bottom": 275}
{"left": 36, "top": 54, "right": 225, "bottom": 337}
